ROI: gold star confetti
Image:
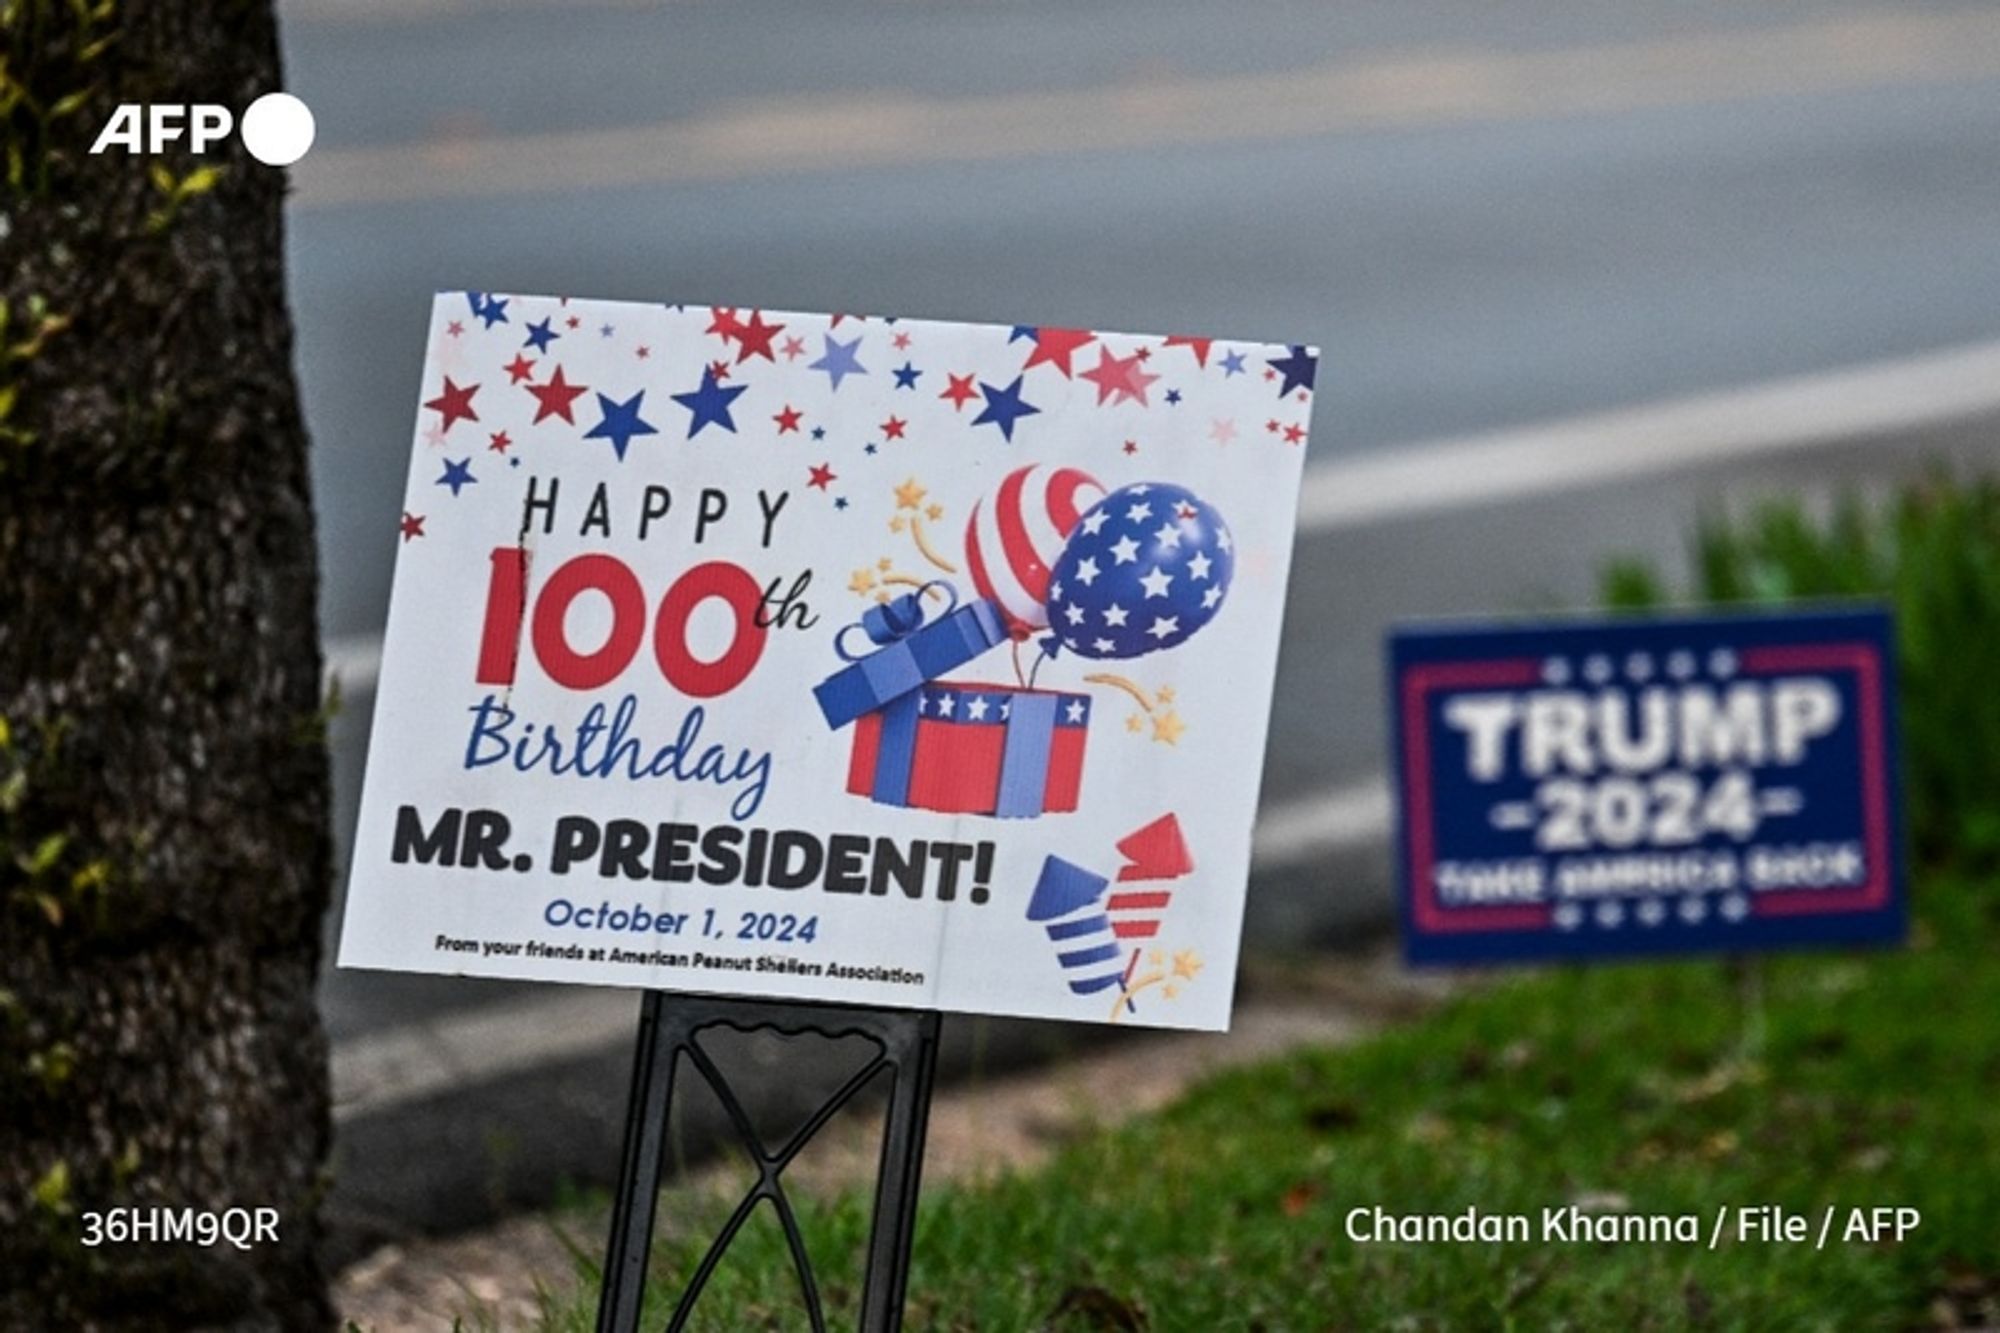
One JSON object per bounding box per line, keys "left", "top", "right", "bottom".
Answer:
{"left": 1126, "top": 714, "right": 1144, "bottom": 733}
{"left": 1172, "top": 950, "right": 1204, "bottom": 981}
{"left": 1147, "top": 948, "right": 1165, "bottom": 966}
{"left": 888, "top": 515, "right": 907, "bottom": 534}
{"left": 894, "top": 476, "right": 928, "bottom": 509}
{"left": 877, "top": 556, "right": 894, "bottom": 571}
{"left": 1162, "top": 984, "right": 1180, "bottom": 1000}
{"left": 1151, "top": 709, "right": 1186, "bottom": 745}
{"left": 925, "top": 502, "right": 944, "bottom": 521}
{"left": 848, "top": 568, "right": 877, "bottom": 595}
{"left": 1156, "top": 684, "right": 1177, "bottom": 703}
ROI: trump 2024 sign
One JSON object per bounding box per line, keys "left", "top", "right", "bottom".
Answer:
{"left": 1388, "top": 609, "right": 1905, "bottom": 966}
{"left": 336, "top": 293, "right": 1318, "bottom": 1029}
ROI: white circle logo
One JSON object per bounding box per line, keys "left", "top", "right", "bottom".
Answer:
{"left": 240, "top": 92, "right": 315, "bottom": 167}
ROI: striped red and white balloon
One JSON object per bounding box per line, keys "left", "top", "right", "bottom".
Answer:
{"left": 963, "top": 464, "right": 1104, "bottom": 636}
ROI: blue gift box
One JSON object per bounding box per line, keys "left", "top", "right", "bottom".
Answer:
{"left": 813, "top": 582, "right": 1008, "bottom": 731}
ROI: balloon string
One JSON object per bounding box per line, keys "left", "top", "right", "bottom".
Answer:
{"left": 1028, "top": 642, "right": 1052, "bottom": 690}
{"left": 1083, "top": 672, "right": 1156, "bottom": 713}
{"left": 1011, "top": 638, "right": 1028, "bottom": 689}
{"left": 909, "top": 516, "right": 958, "bottom": 574}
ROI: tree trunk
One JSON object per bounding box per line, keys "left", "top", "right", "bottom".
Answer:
{"left": 1, "top": 3, "right": 333, "bottom": 1327}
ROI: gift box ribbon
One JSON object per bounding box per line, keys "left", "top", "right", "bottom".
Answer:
{"left": 813, "top": 581, "right": 1007, "bottom": 731}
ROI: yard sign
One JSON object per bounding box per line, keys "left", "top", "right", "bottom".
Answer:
{"left": 337, "top": 293, "right": 1318, "bottom": 1029}
{"left": 1389, "top": 608, "right": 1905, "bottom": 966}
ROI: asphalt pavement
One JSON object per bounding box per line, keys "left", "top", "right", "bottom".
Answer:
{"left": 274, "top": 0, "right": 2000, "bottom": 1241}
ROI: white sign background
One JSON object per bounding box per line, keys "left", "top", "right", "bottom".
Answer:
{"left": 338, "top": 293, "right": 1317, "bottom": 1029}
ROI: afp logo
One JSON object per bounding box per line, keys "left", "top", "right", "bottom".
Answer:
{"left": 89, "top": 92, "right": 315, "bottom": 167}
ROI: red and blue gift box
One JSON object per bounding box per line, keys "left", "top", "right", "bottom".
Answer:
{"left": 814, "top": 582, "right": 1090, "bottom": 819}
{"left": 845, "top": 680, "right": 1088, "bottom": 818}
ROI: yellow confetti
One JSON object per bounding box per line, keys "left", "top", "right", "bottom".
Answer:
{"left": 1156, "top": 684, "right": 1177, "bottom": 704}
{"left": 1151, "top": 709, "right": 1186, "bottom": 745}
{"left": 877, "top": 556, "right": 894, "bottom": 571}
{"left": 1126, "top": 714, "right": 1144, "bottom": 733}
{"left": 848, "top": 568, "right": 877, "bottom": 595}
{"left": 894, "top": 477, "right": 928, "bottom": 510}
{"left": 925, "top": 502, "right": 944, "bottom": 522}
{"left": 888, "top": 516, "right": 907, "bottom": 534}
{"left": 1172, "top": 950, "right": 1203, "bottom": 981}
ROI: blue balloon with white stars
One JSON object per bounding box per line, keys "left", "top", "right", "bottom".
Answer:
{"left": 1044, "top": 482, "right": 1233, "bottom": 661}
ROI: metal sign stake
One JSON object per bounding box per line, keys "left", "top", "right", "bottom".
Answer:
{"left": 596, "top": 991, "right": 943, "bottom": 1333}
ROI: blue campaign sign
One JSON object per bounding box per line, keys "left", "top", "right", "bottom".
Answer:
{"left": 1387, "top": 608, "right": 1905, "bottom": 966}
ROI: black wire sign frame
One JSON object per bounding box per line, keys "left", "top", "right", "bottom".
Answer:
{"left": 595, "top": 990, "right": 944, "bottom": 1332}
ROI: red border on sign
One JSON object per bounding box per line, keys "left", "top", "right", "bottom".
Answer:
{"left": 1738, "top": 643, "right": 1893, "bottom": 916}
{"left": 1401, "top": 658, "right": 1549, "bottom": 933}
{"left": 1402, "top": 643, "right": 1893, "bottom": 936}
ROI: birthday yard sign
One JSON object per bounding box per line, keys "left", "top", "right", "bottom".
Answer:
{"left": 1389, "top": 609, "right": 1906, "bottom": 967}
{"left": 336, "top": 293, "right": 1319, "bottom": 1030}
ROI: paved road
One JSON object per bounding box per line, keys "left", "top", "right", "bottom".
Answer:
{"left": 276, "top": 0, "right": 2000, "bottom": 1238}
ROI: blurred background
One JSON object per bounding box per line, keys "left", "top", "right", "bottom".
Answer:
{"left": 280, "top": 0, "right": 2000, "bottom": 1260}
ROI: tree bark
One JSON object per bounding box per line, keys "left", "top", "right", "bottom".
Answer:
{"left": 1, "top": 3, "right": 333, "bottom": 1327}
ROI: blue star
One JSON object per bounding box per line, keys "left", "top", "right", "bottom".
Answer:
{"left": 669, "top": 369, "right": 746, "bottom": 439}
{"left": 1219, "top": 349, "right": 1247, "bottom": 377}
{"left": 437, "top": 457, "right": 476, "bottom": 496}
{"left": 811, "top": 426, "right": 826, "bottom": 441}
{"left": 586, "top": 391, "right": 660, "bottom": 460}
{"left": 1009, "top": 325, "right": 1037, "bottom": 343}
{"left": 834, "top": 496, "right": 850, "bottom": 510}
{"left": 1268, "top": 345, "right": 1317, "bottom": 397}
{"left": 893, "top": 361, "right": 921, "bottom": 389}
{"left": 809, "top": 334, "right": 867, "bottom": 390}
{"left": 972, "top": 376, "right": 1040, "bottom": 442}
{"left": 475, "top": 294, "right": 509, "bottom": 328}
{"left": 864, "top": 442, "right": 878, "bottom": 455}
{"left": 1165, "top": 388, "right": 1182, "bottom": 405}
{"left": 523, "top": 317, "right": 559, "bottom": 353}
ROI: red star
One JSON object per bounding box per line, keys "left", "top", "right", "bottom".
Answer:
{"left": 488, "top": 430, "right": 513, "bottom": 454}
{"left": 424, "top": 377, "right": 480, "bottom": 433}
{"left": 446, "top": 320, "right": 464, "bottom": 337}
{"left": 566, "top": 315, "right": 581, "bottom": 329}
{"left": 940, "top": 373, "right": 979, "bottom": 411}
{"left": 734, "top": 310, "right": 785, "bottom": 363}
{"left": 708, "top": 359, "right": 732, "bottom": 381}
{"left": 399, "top": 512, "right": 426, "bottom": 542}
{"left": 504, "top": 354, "right": 537, "bottom": 384}
{"left": 526, "top": 366, "right": 588, "bottom": 425}
{"left": 1284, "top": 422, "right": 1306, "bottom": 444}
{"left": 781, "top": 335, "right": 807, "bottom": 360}
{"left": 1021, "top": 327, "right": 1096, "bottom": 377}
{"left": 1175, "top": 501, "right": 1198, "bottom": 520}
{"left": 807, "top": 462, "right": 836, "bottom": 491}
{"left": 706, "top": 307, "right": 743, "bottom": 342}
{"left": 892, "top": 331, "right": 912, "bottom": 350}
{"left": 1266, "top": 419, "right": 1281, "bottom": 434}
{"left": 636, "top": 346, "right": 651, "bottom": 360}
{"left": 773, "top": 405, "right": 803, "bottom": 434}
{"left": 1163, "top": 335, "right": 1212, "bottom": 367}
{"left": 1122, "top": 439, "right": 1139, "bottom": 455}
{"left": 880, "top": 415, "right": 907, "bottom": 440}
{"left": 1078, "top": 346, "right": 1159, "bottom": 407}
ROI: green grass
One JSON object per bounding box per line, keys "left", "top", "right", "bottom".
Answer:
{"left": 529, "top": 876, "right": 1997, "bottom": 1331}
{"left": 1600, "top": 475, "right": 2000, "bottom": 870}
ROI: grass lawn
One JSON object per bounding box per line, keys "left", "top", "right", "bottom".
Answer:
{"left": 533, "top": 876, "right": 1996, "bottom": 1331}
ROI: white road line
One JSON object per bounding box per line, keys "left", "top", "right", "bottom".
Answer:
{"left": 323, "top": 337, "right": 2000, "bottom": 696}
{"left": 1252, "top": 779, "right": 1392, "bottom": 871}
{"left": 333, "top": 987, "right": 637, "bottom": 1122}
{"left": 292, "top": 11, "right": 2000, "bottom": 210}
{"left": 1298, "top": 337, "right": 2000, "bottom": 530}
